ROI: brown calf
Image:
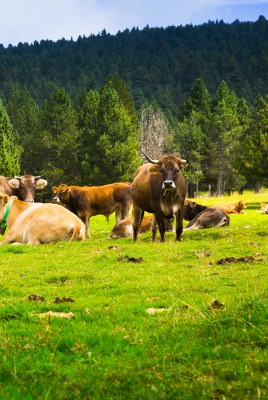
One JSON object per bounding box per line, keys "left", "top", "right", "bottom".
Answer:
{"left": 53, "top": 182, "right": 132, "bottom": 238}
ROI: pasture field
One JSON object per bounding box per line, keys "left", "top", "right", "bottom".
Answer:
{"left": 0, "top": 191, "right": 268, "bottom": 400}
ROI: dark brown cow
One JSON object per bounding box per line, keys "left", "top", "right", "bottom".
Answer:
{"left": 183, "top": 200, "right": 208, "bottom": 221}
{"left": 52, "top": 182, "right": 132, "bottom": 238}
{"left": 184, "top": 208, "right": 230, "bottom": 230}
{"left": 130, "top": 152, "right": 187, "bottom": 242}
{"left": 0, "top": 175, "right": 47, "bottom": 202}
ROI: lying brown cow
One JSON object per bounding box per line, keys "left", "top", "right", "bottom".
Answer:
{"left": 183, "top": 200, "right": 207, "bottom": 221}
{"left": 52, "top": 182, "right": 132, "bottom": 238}
{"left": 0, "top": 193, "right": 85, "bottom": 244}
{"left": 184, "top": 208, "right": 230, "bottom": 230}
{"left": 213, "top": 199, "right": 246, "bottom": 214}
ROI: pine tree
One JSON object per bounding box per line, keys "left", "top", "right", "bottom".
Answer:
{"left": 176, "top": 79, "right": 211, "bottom": 196}
{"left": 38, "top": 87, "right": 80, "bottom": 185}
{"left": 6, "top": 85, "right": 40, "bottom": 174}
{"left": 207, "top": 81, "right": 243, "bottom": 196}
{"left": 0, "top": 99, "right": 21, "bottom": 176}
{"left": 240, "top": 95, "right": 268, "bottom": 191}
{"left": 77, "top": 89, "right": 100, "bottom": 184}
{"left": 92, "top": 81, "right": 139, "bottom": 184}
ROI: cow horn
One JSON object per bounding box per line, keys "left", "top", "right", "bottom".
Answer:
{"left": 140, "top": 150, "right": 159, "bottom": 164}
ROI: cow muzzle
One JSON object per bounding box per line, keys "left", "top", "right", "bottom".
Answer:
{"left": 53, "top": 197, "right": 60, "bottom": 204}
{"left": 162, "top": 180, "right": 176, "bottom": 189}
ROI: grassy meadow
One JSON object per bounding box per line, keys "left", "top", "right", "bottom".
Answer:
{"left": 0, "top": 191, "right": 268, "bottom": 399}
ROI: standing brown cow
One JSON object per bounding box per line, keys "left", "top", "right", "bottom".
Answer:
{"left": 0, "top": 175, "right": 47, "bottom": 202}
{"left": 52, "top": 182, "right": 132, "bottom": 238}
{"left": 130, "top": 152, "right": 187, "bottom": 242}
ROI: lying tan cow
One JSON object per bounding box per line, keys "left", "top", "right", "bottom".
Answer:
{"left": 108, "top": 216, "right": 154, "bottom": 238}
{"left": 213, "top": 199, "right": 246, "bottom": 214}
{"left": 52, "top": 182, "right": 132, "bottom": 238}
{"left": 0, "top": 193, "right": 85, "bottom": 245}
{"left": 261, "top": 203, "right": 268, "bottom": 214}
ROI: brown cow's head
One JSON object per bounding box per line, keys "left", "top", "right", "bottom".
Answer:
{"left": 183, "top": 200, "right": 208, "bottom": 221}
{"left": 8, "top": 175, "right": 47, "bottom": 202}
{"left": 141, "top": 151, "right": 188, "bottom": 190}
{"left": 52, "top": 184, "right": 70, "bottom": 205}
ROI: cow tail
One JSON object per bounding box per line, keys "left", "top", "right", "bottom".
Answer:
{"left": 69, "top": 224, "right": 85, "bottom": 241}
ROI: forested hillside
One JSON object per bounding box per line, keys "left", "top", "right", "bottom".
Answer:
{"left": 0, "top": 16, "right": 268, "bottom": 115}
{"left": 0, "top": 17, "right": 268, "bottom": 200}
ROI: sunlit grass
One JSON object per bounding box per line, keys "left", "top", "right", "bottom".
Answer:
{"left": 0, "top": 191, "right": 268, "bottom": 399}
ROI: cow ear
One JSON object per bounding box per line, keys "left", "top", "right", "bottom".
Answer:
{"left": 52, "top": 186, "right": 58, "bottom": 193}
{"left": 147, "top": 165, "right": 160, "bottom": 175}
{"left": 8, "top": 178, "right": 20, "bottom": 189}
{"left": 0, "top": 193, "right": 9, "bottom": 204}
{"left": 180, "top": 162, "right": 188, "bottom": 170}
{"left": 35, "top": 179, "right": 47, "bottom": 189}
{"left": 190, "top": 202, "right": 197, "bottom": 208}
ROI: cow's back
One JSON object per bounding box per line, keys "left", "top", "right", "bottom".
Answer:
{"left": 69, "top": 182, "right": 132, "bottom": 216}
{"left": 3, "top": 203, "right": 85, "bottom": 244}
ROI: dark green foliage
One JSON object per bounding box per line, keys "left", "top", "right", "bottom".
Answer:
{"left": 6, "top": 85, "right": 40, "bottom": 174}
{"left": 79, "top": 81, "right": 139, "bottom": 185}
{"left": 1, "top": 18, "right": 268, "bottom": 115}
{"left": 0, "top": 99, "right": 21, "bottom": 175}
{"left": 37, "top": 87, "right": 81, "bottom": 186}
{"left": 239, "top": 95, "right": 268, "bottom": 190}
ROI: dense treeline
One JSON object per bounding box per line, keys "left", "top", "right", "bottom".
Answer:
{"left": 0, "top": 18, "right": 268, "bottom": 200}
{"left": 1, "top": 76, "right": 268, "bottom": 201}
{"left": 0, "top": 16, "right": 268, "bottom": 114}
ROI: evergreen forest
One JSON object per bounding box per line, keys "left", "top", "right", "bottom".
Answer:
{"left": 0, "top": 16, "right": 268, "bottom": 200}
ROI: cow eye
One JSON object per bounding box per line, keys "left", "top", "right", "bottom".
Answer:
{"left": 60, "top": 190, "right": 65, "bottom": 194}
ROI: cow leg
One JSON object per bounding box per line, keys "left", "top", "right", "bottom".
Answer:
{"left": 175, "top": 209, "right": 183, "bottom": 241}
{"left": 151, "top": 215, "right": 158, "bottom": 242}
{"left": 81, "top": 216, "right": 90, "bottom": 238}
{"left": 132, "top": 206, "right": 144, "bottom": 241}
{"left": 120, "top": 203, "right": 131, "bottom": 220}
{"left": 154, "top": 212, "right": 166, "bottom": 242}
{"left": 115, "top": 206, "right": 122, "bottom": 223}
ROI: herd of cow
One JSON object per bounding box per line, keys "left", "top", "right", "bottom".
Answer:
{"left": 0, "top": 152, "right": 264, "bottom": 245}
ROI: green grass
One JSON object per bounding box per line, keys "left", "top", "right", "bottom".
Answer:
{"left": 0, "top": 191, "right": 268, "bottom": 399}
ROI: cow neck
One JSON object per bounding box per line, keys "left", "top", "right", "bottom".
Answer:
{"left": 1, "top": 199, "right": 13, "bottom": 228}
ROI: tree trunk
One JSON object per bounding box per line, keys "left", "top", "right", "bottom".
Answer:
{"left": 255, "top": 182, "right": 261, "bottom": 194}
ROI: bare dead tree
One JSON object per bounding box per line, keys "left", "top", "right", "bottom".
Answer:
{"left": 140, "top": 104, "right": 169, "bottom": 159}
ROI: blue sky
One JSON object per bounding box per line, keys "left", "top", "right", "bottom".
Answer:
{"left": 1, "top": 0, "right": 268, "bottom": 47}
